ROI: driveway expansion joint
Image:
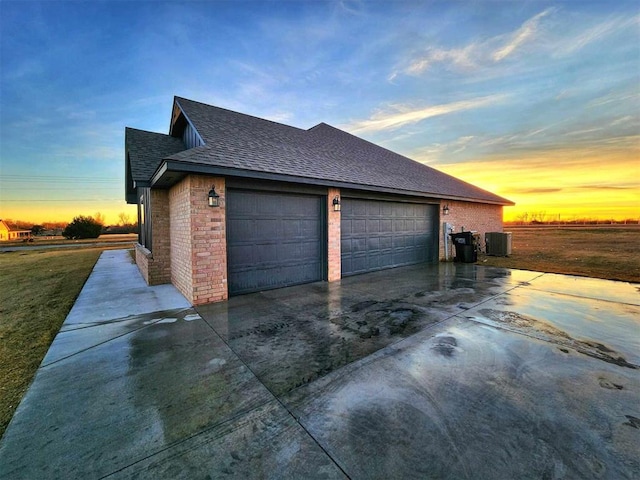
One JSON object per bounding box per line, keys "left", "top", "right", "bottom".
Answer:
{"left": 197, "top": 308, "right": 354, "bottom": 480}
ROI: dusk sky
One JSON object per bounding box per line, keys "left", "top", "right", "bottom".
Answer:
{"left": 1, "top": 0, "right": 638, "bottom": 225}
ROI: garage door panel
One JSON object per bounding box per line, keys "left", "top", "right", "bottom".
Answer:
{"left": 353, "top": 219, "right": 366, "bottom": 234}
{"left": 254, "top": 218, "right": 278, "bottom": 237}
{"left": 301, "top": 219, "right": 320, "bottom": 237}
{"left": 228, "top": 243, "right": 253, "bottom": 261}
{"left": 341, "top": 198, "right": 437, "bottom": 276}
{"left": 257, "top": 196, "right": 280, "bottom": 215}
{"left": 282, "top": 221, "right": 300, "bottom": 237}
{"left": 379, "top": 219, "right": 391, "bottom": 231}
{"left": 380, "top": 236, "right": 393, "bottom": 249}
{"left": 351, "top": 201, "right": 367, "bottom": 215}
{"left": 227, "top": 190, "right": 324, "bottom": 295}
{"left": 231, "top": 194, "right": 255, "bottom": 215}
{"left": 341, "top": 238, "right": 352, "bottom": 254}
{"left": 255, "top": 243, "right": 279, "bottom": 264}
{"left": 351, "top": 256, "right": 367, "bottom": 272}
{"left": 227, "top": 219, "right": 254, "bottom": 241}
{"left": 367, "top": 237, "right": 380, "bottom": 250}
{"left": 300, "top": 240, "right": 321, "bottom": 259}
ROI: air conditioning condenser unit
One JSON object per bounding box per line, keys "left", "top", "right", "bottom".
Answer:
{"left": 485, "top": 232, "right": 512, "bottom": 256}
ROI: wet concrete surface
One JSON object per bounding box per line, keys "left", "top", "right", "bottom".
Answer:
{"left": 0, "top": 251, "right": 638, "bottom": 479}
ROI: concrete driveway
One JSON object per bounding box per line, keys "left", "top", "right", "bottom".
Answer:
{"left": 1, "top": 249, "right": 638, "bottom": 479}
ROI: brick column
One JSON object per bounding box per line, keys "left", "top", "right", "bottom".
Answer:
{"left": 190, "top": 175, "right": 227, "bottom": 304}
{"left": 327, "top": 187, "right": 341, "bottom": 281}
{"left": 170, "top": 175, "right": 228, "bottom": 305}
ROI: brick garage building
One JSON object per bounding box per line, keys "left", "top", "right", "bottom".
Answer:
{"left": 125, "top": 97, "right": 513, "bottom": 305}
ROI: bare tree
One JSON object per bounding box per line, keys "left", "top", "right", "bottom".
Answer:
{"left": 93, "top": 212, "right": 106, "bottom": 226}
{"left": 118, "top": 212, "right": 131, "bottom": 226}
{"left": 515, "top": 212, "right": 529, "bottom": 224}
{"left": 529, "top": 211, "right": 547, "bottom": 224}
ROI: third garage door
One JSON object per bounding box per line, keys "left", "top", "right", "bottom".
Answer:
{"left": 227, "top": 190, "right": 324, "bottom": 295}
{"left": 341, "top": 198, "right": 438, "bottom": 276}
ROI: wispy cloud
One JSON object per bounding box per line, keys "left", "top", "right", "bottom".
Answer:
{"left": 392, "top": 8, "right": 554, "bottom": 79}
{"left": 401, "top": 44, "right": 476, "bottom": 77}
{"left": 492, "top": 9, "right": 552, "bottom": 61}
{"left": 555, "top": 14, "right": 640, "bottom": 57}
{"left": 392, "top": 8, "right": 638, "bottom": 81}
{"left": 577, "top": 184, "right": 638, "bottom": 190}
{"left": 506, "top": 187, "right": 564, "bottom": 194}
{"left": 587, "top": 87, "right": 640, "bottom": 108}
{"left": 344, "top": 94, "right": 507, "bottom": 134}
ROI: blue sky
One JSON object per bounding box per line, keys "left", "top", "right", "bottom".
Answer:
{"left": 1, "top": 0, "right": 638, "bottom": 223}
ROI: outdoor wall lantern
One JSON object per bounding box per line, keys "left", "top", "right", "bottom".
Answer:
{"left": 443, "top": 204, "right": 450, "bottom": 216}
{"left": 208, "top": 185, "right": 220, "bottom": 207}
{"left": 333, "top": 195, "right": 341, "bottom": 212}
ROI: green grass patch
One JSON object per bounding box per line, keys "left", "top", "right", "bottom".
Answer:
{"left": 0, "top": 249, "right": 101, "bottom": 438}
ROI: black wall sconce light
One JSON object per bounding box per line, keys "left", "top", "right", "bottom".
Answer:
{"left": 208, "top": 185, "right": 220, "bottom": 207}
{"left": 442, "top": 204, "right": 450, "bottom": 216}
{"left": 333, "top": 195, "right": 341, "bottom": 212}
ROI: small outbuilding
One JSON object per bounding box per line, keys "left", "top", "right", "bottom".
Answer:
{"left": 125, "top": 97, "right": 513, "bottom": 305}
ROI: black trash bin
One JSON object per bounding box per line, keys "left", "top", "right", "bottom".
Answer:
{"left": 450, "top": 232, "right": 479, "bottom": 263}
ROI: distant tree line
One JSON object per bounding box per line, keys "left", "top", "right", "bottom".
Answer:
{"left": 5, "top": 212, "right": 138, "bottom": 239}
{"left": 104, "top": 212, "right": 138, "bottom": 234}
{"left": 507, "top": 211, "right": 640, "bottom": 226}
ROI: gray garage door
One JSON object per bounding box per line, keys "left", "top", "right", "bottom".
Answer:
{"left": 227, "top": 190, "right": 324, "bottom": 295}
{"left": 341, "top": 199, "right": 438, "bottom": 276}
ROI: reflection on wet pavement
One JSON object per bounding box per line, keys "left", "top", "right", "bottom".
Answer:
{"left": 478, "top": 308, "right": 638, "bottom": 368}
{"left": 282, "top": 317, "right": 640, "bottom": 479}
{"left": 463, "top": 286, "right": 640, "bottom": 366}
{"left": 196, "top": 264, "right": 544, "bottom": 396}
{"left": 1, "top": 261, "right": 638, "bottom": 479}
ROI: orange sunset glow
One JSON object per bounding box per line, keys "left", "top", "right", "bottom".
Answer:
{"left": 0, "top": 204, "right": 137, "bottom": 227}
{"left": 438, "top": 146, "right": 640, "bottom": 222}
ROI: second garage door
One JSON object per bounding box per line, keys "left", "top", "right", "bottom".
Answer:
{"left": 341, "top": 198, "right": 438, "bottom": 276}
{"left": 227, "top": 190, "right": 324, "bottom": 295}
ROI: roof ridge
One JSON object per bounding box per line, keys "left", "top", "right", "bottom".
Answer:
{"left": 125, "top": 126, "right": 175, "bottom": 136}
{"left": 174, "top": 96, "right": 307, "bottom": 132}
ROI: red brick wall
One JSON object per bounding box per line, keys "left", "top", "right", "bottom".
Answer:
{"left": 438, "top": 200, "right": 504, "bottom": 259}
{"left": 327, "top": 188, "right": 341, "bottom": 281}
{"left": 134, "top": 244, "right": 150, "bottom": 283}
{"left": 169, "top": 177, "right": 193, "bottom": 299}
{"left": 150, "top": 189, "right": 171, "bottom": 282}
{"left": 169, "top": 175, "right": 228, "bottom": 305}
{"left": 134, "top": 189, "right": 171, "bottom": 285}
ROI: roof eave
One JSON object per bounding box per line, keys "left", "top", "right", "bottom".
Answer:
{"left": 150, "top": 160, "right": 514, "bottom": 206}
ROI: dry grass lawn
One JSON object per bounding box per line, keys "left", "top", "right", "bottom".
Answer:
{"left": 479, "top": 226, "right": 640, "bottom": 284}
{"left": 0, "top": 249, "right": 101, "bottom": 438}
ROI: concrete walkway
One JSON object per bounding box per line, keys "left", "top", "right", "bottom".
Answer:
{"left": 1, "top": 250, "right": 638, "bottom": 479}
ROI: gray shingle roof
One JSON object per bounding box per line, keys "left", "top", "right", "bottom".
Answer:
{"left": 127, "top": 97, "right": 513, "bottom": 205}
{"left": 125, "top": 127, "right": 186, "bottom": 184}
